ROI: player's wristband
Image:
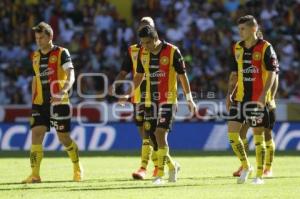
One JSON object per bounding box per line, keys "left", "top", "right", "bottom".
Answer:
{"left": 186, "top": 92, "right": 192, "bottom": 101}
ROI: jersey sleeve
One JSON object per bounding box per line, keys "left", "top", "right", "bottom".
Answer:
{"left": 121, "top": 49, "right": 133, "bottom": 73}
{"left": 172, "top": 48, "right": 186, "bottom": 74}
{"left": 264, "top": 45, "right": 279, "bottom": 72}
{"left": 61, "top": 48, "right": 74, "bottom": 71}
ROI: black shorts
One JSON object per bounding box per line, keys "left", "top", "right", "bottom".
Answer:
{"left": 228, "top": 101, "right": 270, "bottom": 128}
{"left": 266, "top": 108, "right": 276, "bottom": 129}
{"left": 144, "top": 104, "right": 176, "bottom": 133}
{"left": 133, "top": 103, "right": 145, "bottom": 127}
{"left": 30, "top": 104, "right": 71, "bottom": 133}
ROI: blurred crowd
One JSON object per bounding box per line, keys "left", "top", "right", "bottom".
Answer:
{"left": 0, "top": 0, "right": 300, "bottom": 105}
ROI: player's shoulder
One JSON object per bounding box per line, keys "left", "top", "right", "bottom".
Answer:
{"left": 128, "top": 43, "right": 141, "bottom": 51}
{"left": 164, "top": 41, "right": 179, "bottom": 50}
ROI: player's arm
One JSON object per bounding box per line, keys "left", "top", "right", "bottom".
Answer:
{"left": 226, "top": 46, "right": 238, "bottom": 111}
{"left": 271, "top": 74, "right": 279, "bottom": 100}
{"left": 119, "top": 51, "right": 144, "bottom": 104}
{"left": 108, "top": 50, "right": 132, "bottom": 95}
{"left": 32, "top": 76, "right": 36, "bottom": 101}
{"left": 258, "top": 45, "right": 279, "bottom": 106}
{"left": 174, "top": 48, "right": 196, "bottom": 113}
{"left": 51, "top": 49, "right": 74, "bottom": 102}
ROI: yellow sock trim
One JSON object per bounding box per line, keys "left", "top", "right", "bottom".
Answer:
{"left": 151, "top": 148, "right": 158, "bottom": 167}
{"left": 265, "top": 139, "right": 275, "bottom": 170}
{"left": 254, "top": 134, "right": 266, "bottom": 177}
{"left": 30, "top": 144, "right": 43, "bottom": 177}
{"left": 141, "top": 139, "right": 151, "bottom": 169}
{"left": 66, "top": 141, "right": 80, "bottom": 171}
{"left": 157, "top": 147, "right": 168, "bottom": 177}
{"left": 228, "top": 132, "right": 250, "bottom": 169}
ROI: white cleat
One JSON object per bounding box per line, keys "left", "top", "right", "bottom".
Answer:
{"left": 237, "top": 166, "right": 253, "bottom": 184}
{"left": 168, "top": 162, "right": 180, "bottom": 182}
{"left": 252, "top": 177, "right": 264, "bottom": 185}
{"left": 153, "top": 177, "right": 165, "bottom": 185}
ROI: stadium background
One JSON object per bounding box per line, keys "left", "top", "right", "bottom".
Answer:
{"left": 0, "top": 0, "right": 300, "bottom": 151}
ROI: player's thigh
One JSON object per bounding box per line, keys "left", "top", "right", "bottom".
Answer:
{"left": 134, "top": 103, "right": 144, "bottom": 138}
{"left": 50, "top": 104, "right": 71, "bottom": 133}
{"left": 228, "top": 121, "right": 243, "bottom": 133}
{"left": 154, "top": 127, "right": 169, "bottom": 147}
{"left": 31, "top": 104, "right": 50, "bottom": 144}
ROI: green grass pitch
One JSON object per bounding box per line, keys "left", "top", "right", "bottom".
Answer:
{"left": 0, "top": 152, "right": 299, "bottom": 199}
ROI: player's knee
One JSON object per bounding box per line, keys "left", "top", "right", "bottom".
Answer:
{"left": 57, "top": 133, "right": 72, "bottom": 147}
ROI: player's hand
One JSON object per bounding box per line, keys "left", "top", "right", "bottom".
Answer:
{"left": 187, "top": 100, "right": 197, "bottom": 115}
{"left": 226, "top": 94, "right": 231, "bottom": 112}
{"left": 118, "top": 95, "right": 129, "bottom": 106}
{"left": 108, "top": 85, "right": 114, "bottom": 96}
{"left": 257, "top": 94, "right": 266, "bottom": 108}
{"left": 50, "top": 91, "right": 66, "bottom": 104}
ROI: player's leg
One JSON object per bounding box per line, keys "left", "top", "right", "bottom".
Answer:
{"left": 233, "top": 122, "right": 250, "bottom": 177}
{"left": 132, "top": 104, "right": 152, "bottom": 179}
{"left": 252, "top": 127, "right": 266, "bottom": 184}
{"left": 153, "top": 104, "right": 179, "bottom": 184}
{"left": 22, "top": 105, "right": 48, "bottom": 183}
{"left": 53, "top": 104, "right": 83, "bottom": 182}
{"left": 132, "top": 103, "right": 152, "bottom": 179}
{"left": 264, "top": 108, "right": 276, "bottom": 177}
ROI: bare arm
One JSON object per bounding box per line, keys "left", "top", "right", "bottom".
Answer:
{"left": 60, "top": 68, "right": 75, "bottom": 93}
{"left": 271, "top": 74, "right": 278, "bottom": 100}
{"left": 108, "top": 70, "right": 128, "bottom": 95}
{"left": 125, "top": 73, "right": 144, "bottom": 96}
{"left": 227, "top": 72, "right": 238, "bottom": 96}
{"left": 178, "top": 73, "right": 192, "bottom": 98}
{"left": 32, "top": 76, "right": 36, "bottom": 101}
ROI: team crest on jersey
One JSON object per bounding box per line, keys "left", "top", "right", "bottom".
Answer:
{"left": 49, "top": 55, "right": 58, "bottom": 63}
{"left": 160, "top": 56, "right": 169, "bottom": 65}
{"left": 144, "top": 121, "right": 151, "bottom": 131}
{"left": 253, "top": 52, "right": 261, "bottom": 61}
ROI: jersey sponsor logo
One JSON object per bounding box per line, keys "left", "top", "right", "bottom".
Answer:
{"left": 148, "top": 70, "right": 166, "bottom": 78}
{"left": 242, "top": 66, "right": 259, "bottom": 74}
{"left": 40, "top": 64, "right": 48, "bottom": 68}
{"left": 38, "top": 68, "right": 54, "bottom": 77}
{"left": 160, "top": 56, "right": 169, "bottom": 65}
{"left": 159, "top": 117, "right": 166, "bottom": 123}
{"left": 253, "top": 52, "right": 262, "bottom": 61}
{"left": 49, "top": 55, "right": 58, "bottom": 64}
{"left": 244, "top": 77, "right": 256, "bottom": 82}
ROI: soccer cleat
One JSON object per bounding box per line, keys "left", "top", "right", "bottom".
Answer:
{"left": 73, "top": 164, "right": 84, "bottom": 182}
{"left": 263, "top": 169, "right": 273, "bottom": 178}
{"left": 132, "top": 167, "right": 146, "bottom": 180}
{"left": 252, "top": 177, "right": 264, "bottom": 185}
{"left": 237, "top": 166, "right": 253, "bottom": 184}
{"left": 21, "top": 175, "right": 41, "bottom": 184}
{"left": 233, "top": 166, "right": 243, "bottom": 177}
{"left": 153, "top": 177, "right": 165, "bottom": 185}
{"left": 168, "top": 162, "right": 180, "bottom": 182}
{"left": 152, "top": 166, "right": 159, "bottom": 177}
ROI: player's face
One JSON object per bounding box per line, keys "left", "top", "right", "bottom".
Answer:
{"left": 35, "top": 32, "right": 51, "bottom": 49}
{"left": 238, "top": 24, "right": 256, "bottom": 41}
{"left": 140, "top": 37, "right": 156, "bottom": 52}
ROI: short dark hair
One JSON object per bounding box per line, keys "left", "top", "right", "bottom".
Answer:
{"left": 237, "top": 15, "right": 258, "bottom": 27}
{"left": 32, "top": 21, "right": 53, "bottom": 37}
{"left": 138, "top": 25, "right": 158, "bottom": 39}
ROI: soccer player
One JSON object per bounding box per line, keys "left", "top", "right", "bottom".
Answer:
{"left": 22, "top": 22, "right": 83, "bottom": 183}
{"left": 120, "top": 25, "right": 196, "bottom": 185}
{"left": 226, "top": 15, "right": 279, "bottom": 184}
{"left": 108, "top": 17, "right": 159, "bottom": 180}
{"left": 232, "top": 74, "right": 278, "bottom": 177}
